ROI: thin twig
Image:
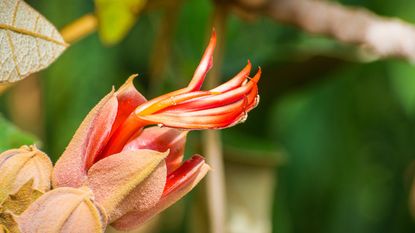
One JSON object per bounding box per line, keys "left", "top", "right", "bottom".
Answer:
{"left": 232, "top": 0, "right": 415, "bottom": 62}
{"left": 60, "top": 14, "right": 98, "bottom": 44}
{"left": 203, "top": 2, "right": 229, "bottom": 233}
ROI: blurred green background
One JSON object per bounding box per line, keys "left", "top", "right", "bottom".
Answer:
{"left": 1, "top": 0, "right": 415, "bottom": 232}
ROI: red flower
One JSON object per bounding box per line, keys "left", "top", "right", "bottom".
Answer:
{"left": 52, "top": 31, "right": 261, "bottom": 231}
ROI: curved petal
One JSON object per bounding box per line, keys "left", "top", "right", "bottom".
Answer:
{"left": 187, "top": 30, "right": 216, "bottom": 91}
{"left": 210, "top": 60, "right": 251, "bottom": 93}
{"left": 131, "top": 31, "right": 217, "bottom": 116}
{"left": 111, "top": 75, "right": 147, "bottom": 137}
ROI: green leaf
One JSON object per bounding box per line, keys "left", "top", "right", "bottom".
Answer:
{"left": 95, "top": 0, "right": 147, "bottom": 45}
{"left": 0, "top": 115, "right": 38, "bottom": 152}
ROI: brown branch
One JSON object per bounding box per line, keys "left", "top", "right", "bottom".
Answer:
{"left": 232, "top": 0, "right": 415, "bottom": 62}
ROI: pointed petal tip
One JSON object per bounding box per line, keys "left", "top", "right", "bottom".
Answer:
{"left": 210, "top": 29, "right": 217, "bottom": 43}
{"left": 191, "top": 154, "right": 211, "bottom": 171}
{"left": 116, "top": 74, "right": 139, "bottom": 94}
{"left": 187, "top": 29, "right": 217, "bottom": 91}
{"left": 125, "top": 74, "right": 138, "bottom": 84}
{"left": 252, "top": 67, "right": 262, "bottom": 82}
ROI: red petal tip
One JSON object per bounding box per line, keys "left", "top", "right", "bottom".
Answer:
{"left": 252, "top": 67, "right": 262, "bottom": 83}
{"left": 163, "top": 155, "right": 207, "bottom": 196}
{"left": 187, "top": 30, "right": 217, "bottom": 91}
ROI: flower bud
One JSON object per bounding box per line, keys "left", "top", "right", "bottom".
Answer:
{"left": 17, "top": 187, "right": 108, "bottom": 233}
{"left": 0, "top": 145, "right": 52, "bottom": 203}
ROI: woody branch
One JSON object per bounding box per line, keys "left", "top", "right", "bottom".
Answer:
{"left": 231, "top": 0, "right": 415, "bottom": 62}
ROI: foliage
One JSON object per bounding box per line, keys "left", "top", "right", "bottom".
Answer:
{"left": 0, "top": 115, "right": 38, "bottom": 152}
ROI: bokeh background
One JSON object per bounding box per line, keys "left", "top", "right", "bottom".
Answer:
{"left": 1, "top": 0, "right": 415, "bottom": 232}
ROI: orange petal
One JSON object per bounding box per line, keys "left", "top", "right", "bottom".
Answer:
{"left": 187, "top": 30, "right": 216, "bottom": 91}
{"left": 210, "top": 60, "right": 251, "bottom": 93}
{"left": 111, "top": 75, "right": 147, "bottom": 136}
{"left": 96, "top": 76, "right": 148, "bottom": 161}
{"left": 137, "top": 109, "right": 243, "bottom": 130}
{"left": 132, "top": 31, "right": 217, "bottom": 116}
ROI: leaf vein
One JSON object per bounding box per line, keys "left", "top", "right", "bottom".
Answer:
{"left": 11, "top": 0, "right": 20, "bottom": 26}
{"left": 33, "top": 15, "right": 42, "bottom": 70}
{"left": 5, "top": 30, "right": 21, "bottom": 77}
{"left": 0, "top": 24, "right": 68, "bottom": 47}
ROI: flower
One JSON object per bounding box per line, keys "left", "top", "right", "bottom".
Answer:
{"left": 52, "top": 31, "right": 261, "bottom": 230}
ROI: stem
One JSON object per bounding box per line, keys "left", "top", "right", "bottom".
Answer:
{"left": 203, "top": 3, "right": 228, "bottom": 233}
{"left": 233, "top": 0, "right": 415, "bottom": 62}
{"left": 60, "top": 13, "right": 98, "bottom": 44}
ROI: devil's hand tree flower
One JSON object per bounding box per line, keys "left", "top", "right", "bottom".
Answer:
{"left": 52, "top": 31, "right": 261, "bottom": 231}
